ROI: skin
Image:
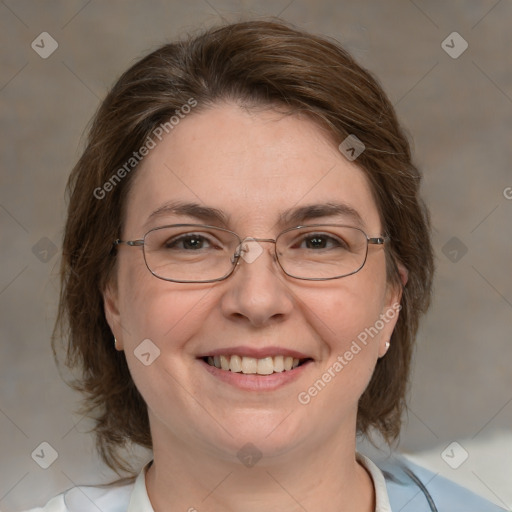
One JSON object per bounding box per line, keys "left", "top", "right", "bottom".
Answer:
{"left": 104, "top": 102, "right": 405, "bottom": 512}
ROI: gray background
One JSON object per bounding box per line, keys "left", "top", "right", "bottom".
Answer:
{"left": 1, "top": 1, "right": 511, "bottom": 510}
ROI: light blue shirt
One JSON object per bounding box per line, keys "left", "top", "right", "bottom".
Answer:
{"left": 23, "top": 453, "right": 507, "bottom": 511}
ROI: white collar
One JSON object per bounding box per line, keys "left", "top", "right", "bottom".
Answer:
{"left": 127, "top": 453, "right": 392, "bottom": 512}
{"left": 356, "top": 452, "right": 393, "bottom": 512}
{"left": 127, "top": 461, "right": 154, "bottom": 511}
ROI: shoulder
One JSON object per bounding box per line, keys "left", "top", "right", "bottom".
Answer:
{"left": 22, "top": 481, "right": 134, "bottom": 512}
{"left": 377, "top": 455, "right": 507, "bottom": 512}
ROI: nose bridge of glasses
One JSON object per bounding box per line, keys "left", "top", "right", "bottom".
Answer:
{"left": 243, "top": 237, "right": 276, "bottom": 244}
{"left": 232, "top": 237, "right": 277, "bottom": 265}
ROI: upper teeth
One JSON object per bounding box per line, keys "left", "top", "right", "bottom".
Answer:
{"left": 207, "top": 355, "right": 301, "bottom": 374}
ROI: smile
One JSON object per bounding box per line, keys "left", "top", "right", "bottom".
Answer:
{"left": 203, "top": 355, "right": 311, "bottom": 375}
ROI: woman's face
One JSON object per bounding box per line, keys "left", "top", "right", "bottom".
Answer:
{"left": 105, "top": 102, "right": 402, "bottom": 462}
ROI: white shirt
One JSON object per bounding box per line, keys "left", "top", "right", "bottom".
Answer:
{"left": 25, "top": 453, "right": 391, "bottom": 512}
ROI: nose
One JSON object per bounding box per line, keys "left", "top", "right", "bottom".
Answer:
{"left": 220, "top": 238, "right": 294, "bottom": 327}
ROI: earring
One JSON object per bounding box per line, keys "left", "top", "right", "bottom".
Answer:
{"left": 381, "top": 341, "right": 390, "bottom": 357}
{"left": 114, "top": 337, "right": 118, "bottom": 349}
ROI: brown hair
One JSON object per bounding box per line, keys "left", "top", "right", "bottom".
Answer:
{"left": 54, "top": 18, "right": 434, "bottom": 474}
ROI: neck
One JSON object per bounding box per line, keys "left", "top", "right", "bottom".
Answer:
{"left": 145, "top": 421, "right": 375, "bottom": 512}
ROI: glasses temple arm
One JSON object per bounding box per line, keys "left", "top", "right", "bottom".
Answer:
{"left": 368, "top": 236, "right": 389, "bottom": 245}
{"left": 113, "top": 239, "right": 145, "bottom": 246}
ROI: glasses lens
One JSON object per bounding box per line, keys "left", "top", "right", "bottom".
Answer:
{"left": 276, "top": 225, "right": 368, "bottom": 279}
{"left": 143, "top": 225, "right": 239, "bottom": 282}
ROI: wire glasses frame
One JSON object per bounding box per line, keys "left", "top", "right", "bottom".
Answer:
{"left": 113, "top": 223, "right": 389, "bottom": 283}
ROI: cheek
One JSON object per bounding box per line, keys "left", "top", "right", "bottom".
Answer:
{"left": 116, "top": 252, "right": 208, "bottom": 350}
{"left": 308, "top": 284, "right": 384, "bottom": 370}
{"left": 296, "top": 292, "right": 383, "bottom": 414}
{"left": 307, "top": 259, "right": 389, "bottom": 350}
{"left": 295, "top": 261, "right": 389, "bottom": 403}
{"left": 114, "top": 258, "right": 207, "bottom": 413}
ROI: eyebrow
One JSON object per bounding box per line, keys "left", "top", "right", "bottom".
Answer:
{"left": 279, "top": 202, "right": 364, "bottom": 229}
{"left": 144, "top": 201, "right": 230, "bottom": 229}
{"left": 144, "top": 200, "right": 365, "bottom": 230}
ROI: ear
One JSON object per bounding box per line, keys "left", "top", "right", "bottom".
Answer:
{"left": 103, "top": 279, "right": 124, "bottom": 351}
{"left": 397, "top": 261, "right": 408, "bottom": 288}
{"left": 378, "top": 261, "right": 408, "bottom": 357}
{"left": 384, "top": 260, "right": 408, "bottom": 306}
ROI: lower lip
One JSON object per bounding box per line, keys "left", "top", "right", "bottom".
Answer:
{"left": 198, "top": 359, "right": 313, "bottom": 391}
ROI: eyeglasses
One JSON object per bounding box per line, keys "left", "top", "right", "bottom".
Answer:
{"left": 114, "top": 224, "right": 389, "bottom": 283}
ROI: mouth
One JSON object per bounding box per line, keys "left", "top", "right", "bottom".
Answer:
{"left": 201, "top": 354, "right": 313, "bottom": 375}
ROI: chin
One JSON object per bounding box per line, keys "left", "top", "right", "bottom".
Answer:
{"left": 198, "top": 409, "right": 310, "bottom": 463}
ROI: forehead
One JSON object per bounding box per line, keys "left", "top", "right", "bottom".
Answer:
{"left": 124, "top": 102, "right": 381, "bottom": 234}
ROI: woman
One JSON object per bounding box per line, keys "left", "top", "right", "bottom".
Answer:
{"left": 28, "top": 19, "right": 505, "bottom": 512}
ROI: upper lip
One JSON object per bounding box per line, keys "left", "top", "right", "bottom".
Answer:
{"left": 197, "top": 345, "right": 313, "bottom": 360}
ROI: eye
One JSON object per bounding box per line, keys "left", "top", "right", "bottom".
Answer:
{"left": 295, "top": 232, "right": 349, "bottom": 250}
{"left": 163, "top": 233, "right": 218, "bottom": 251}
